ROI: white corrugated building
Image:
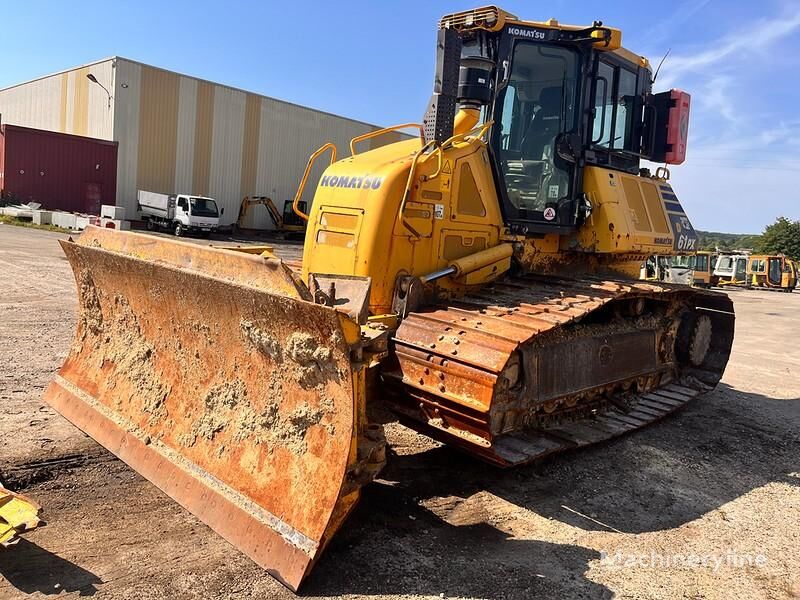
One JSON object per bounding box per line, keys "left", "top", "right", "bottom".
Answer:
{"left": 0, "top": 56, "right": 407, "bottom": 228}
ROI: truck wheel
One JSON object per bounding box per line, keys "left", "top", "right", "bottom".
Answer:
{"left": 174, "top": 223, "right": 183, "bottom": 237}
{"left": 146, "top": 219, "right": 155, "bottom": 231}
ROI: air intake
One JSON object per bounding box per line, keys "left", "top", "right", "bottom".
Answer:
{"left": 439, "top": 6, "right": 514, "bottom": 32}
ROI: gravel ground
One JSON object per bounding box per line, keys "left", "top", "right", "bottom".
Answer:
{"left": 1, "top": 224, "right": 798, "bottom": 600}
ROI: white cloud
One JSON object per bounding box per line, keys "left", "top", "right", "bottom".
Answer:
{"left": 658, "top": 8, "right": 800, "bottom": 88}
{"left": 651, "top": 6, "right": 800, "bottom": 233}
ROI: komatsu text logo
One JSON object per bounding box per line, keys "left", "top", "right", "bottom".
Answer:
{"left": 320, "top": 175, "right": 384, "bottom": 190}
{"left": 507, "top": 26, "right": 546, "bottom": 40}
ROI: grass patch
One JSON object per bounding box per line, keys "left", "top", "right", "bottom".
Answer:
{"left": 0, "top": 214, "right": 72, "bottom": 233}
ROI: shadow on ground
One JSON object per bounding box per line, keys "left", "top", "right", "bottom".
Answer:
{"left": 306, "top": 502, "right": 612, "bottom": 599}
{"left": 305, "top": 384, "right": 797, "bottom": 597}
{"left": 0, "top": 539, "right": 102, "bottom": 596}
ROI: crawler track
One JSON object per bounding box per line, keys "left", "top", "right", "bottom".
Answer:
{"left": 384, "top": 276, "right": 735, "bottom": 466}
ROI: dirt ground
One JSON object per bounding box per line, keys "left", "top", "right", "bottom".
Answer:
{"left": 1, "top": 224, "right": 798, "bottom": 600}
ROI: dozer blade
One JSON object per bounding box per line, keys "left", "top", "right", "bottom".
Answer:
{"left": 43, "top": 227, "right": 377, "bottom": 591}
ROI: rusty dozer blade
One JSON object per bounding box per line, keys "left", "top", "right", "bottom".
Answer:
{"left": 44, "top": 227, "right": 384, "bottom": 591}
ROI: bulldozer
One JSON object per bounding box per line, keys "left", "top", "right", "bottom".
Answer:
{"left": 746, "top": 254, "right": 797, "bottom": 292}
{"left": 43, "top": 6, "right": 734, "bottom": 591}
{"left": 692, "top": 250, "right": 718, "bottom": 288}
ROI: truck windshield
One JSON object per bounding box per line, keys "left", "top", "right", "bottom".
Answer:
{"left": 495, "top": 43, "right": 579, "bottom": 222}
{"left": 190, "top": 197, "right": 219, "bottom": 217}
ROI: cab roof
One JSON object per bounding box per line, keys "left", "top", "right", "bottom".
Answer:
{"left": 439, "top": 6, "right": 651, "bottom": 71}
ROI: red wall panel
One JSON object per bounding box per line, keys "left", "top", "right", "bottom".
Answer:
{"left": 0, "top": 124, "right": 118, "bottom": 214}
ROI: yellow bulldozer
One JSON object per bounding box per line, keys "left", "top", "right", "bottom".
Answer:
{"left": 44, "top": 6, "right": 734, "bottom": 591}
{"left": 747, "top": 254, "right": 797, "bottom": 292}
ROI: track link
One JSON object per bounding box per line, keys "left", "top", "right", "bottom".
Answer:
{"left": 384, "top": 275, "right": 735, "bottom": 466}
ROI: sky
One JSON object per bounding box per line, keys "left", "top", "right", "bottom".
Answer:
{"left": 1, "top": 0, "right": 799, "bottom": 234}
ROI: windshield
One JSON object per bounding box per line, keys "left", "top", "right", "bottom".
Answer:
{"left": 670, "top": 255, "right": 695, "bottom": 269}
{"left": 695, "top": 254, "right": 709, "bottom": 271}
{"left": 496, "top": 43, "right": 579, "bottom": 221}
{"left": 717, "top": 257, "right": 734, "bottom": 272}
{"left": 190, "top": 197, "right": 219, "bottom": 218}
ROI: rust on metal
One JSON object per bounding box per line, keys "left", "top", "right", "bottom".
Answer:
{"left": 43, "top": 228, "right": 379, "bottom": 591}
{"left": 386, "top": 275, "right": 735, "bottom": 466}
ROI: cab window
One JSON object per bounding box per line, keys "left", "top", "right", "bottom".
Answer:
{"left": 495, "top": 43, "right": 579, "bottom": 219}
{"left": 592, "top": 62, "right": 614, "bottom": 148}
{"left": 592, "top": 61, "right": 639, "bottom": 152}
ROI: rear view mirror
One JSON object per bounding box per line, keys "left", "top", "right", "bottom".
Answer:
{"left": 220, "top": 207, "right": 225, "bottom": 215}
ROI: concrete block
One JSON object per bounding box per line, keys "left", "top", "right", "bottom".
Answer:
{"left": 51, "top": 212, "right": 78, "bottom": 229}
{"left": 75, "top": 216, "right": 91, "bottom": 230}
{"left": 101, "top": 205, "right": 126, "bottom": 220}
{"left": 32, "top": 210, "right": 52, "bottom": 225}
{"left": 100, "top": 217, "right": 131, "bottom": 230}
{"left": 2, "top": 207, "right": 33, "bottom": 219}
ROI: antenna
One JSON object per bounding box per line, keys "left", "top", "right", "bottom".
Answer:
{"left": 652, "top": 48, "right": 671, "bottom": 84}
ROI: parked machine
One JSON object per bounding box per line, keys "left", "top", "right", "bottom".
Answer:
{"left": 641, "top": 254, "right": 695, "bottom": 285}
{"left": 667, "top": 254, "right": 695, "bottom": 285}
{"left": 692, "top": 250, "right": 717, "bottom": 288}
{"left": 138, "top": 190, "right": 222, "bottom": 236}
{"left": 714, "top": 253, "right": 749, "bottom": 287}
{"left": 44, "top": 6, "right": 734, "bottom": 591}
{"left": 641, "top": 255, "right": 669, "bottom": 282}
{"left": 747, "top": 254, "right": 797, "bottom": 292}
{"left": 232, "top": 195, "right": 307, "bottom": 237}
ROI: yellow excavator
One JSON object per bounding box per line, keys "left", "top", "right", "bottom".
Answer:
{"left": 232, "top": 195, "right": 307, "bottom": 237}
{"left": 44, "top": 6, "right": 734, "bottom": 591}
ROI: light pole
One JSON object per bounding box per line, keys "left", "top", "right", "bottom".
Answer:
{"left": 86, "top": 73, "right": 112, "bottom": 109}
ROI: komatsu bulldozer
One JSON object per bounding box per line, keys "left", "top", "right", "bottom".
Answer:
{"left": 44, "top": 6, "right": 734, "bottom": 591}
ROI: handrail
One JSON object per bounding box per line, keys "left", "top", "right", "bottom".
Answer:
{"left": 399, "top": 139, "right": 438, "bottom": 238}
{"left": 398, "top": 120, "right": 494, "bottom": 238}
{"left": 292, "top": 143, "right": 337, "bottom": 221}
{"left": 350, "top": 123, "right": 424, "bottom": 156}
{"left": 421, "top": 120, "right": 494, "bottom": 183}
{"left": 443, "top": 119, "right": 494, "bottom": 150}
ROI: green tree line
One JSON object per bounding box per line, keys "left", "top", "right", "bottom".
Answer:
{"left": 697, "top": 217, "right": 800, "bottom": 259}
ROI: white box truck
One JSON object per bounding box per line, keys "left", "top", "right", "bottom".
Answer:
{"left": 137, "top": 190, "right": 222, "bottom": 237}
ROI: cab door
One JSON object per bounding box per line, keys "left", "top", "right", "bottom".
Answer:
{"left": 768, "top": 257, "right": 783, "bottom": 287}
{"left": 735, "top": 257, "right": 747, "bottom": 282}
{"left": 175, "top": 195, "right": 190, "bottom": 224}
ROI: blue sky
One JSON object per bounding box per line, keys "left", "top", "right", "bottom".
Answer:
{"left": 2, "top": 0, "right": 798, "bottom": 233}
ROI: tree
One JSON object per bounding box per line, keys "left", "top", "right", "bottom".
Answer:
{"left": 756, "top": 217, "right": 800, "bottom": 260}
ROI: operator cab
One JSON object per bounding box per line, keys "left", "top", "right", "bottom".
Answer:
{"left": 432, "top": 8, "right": 685, "bottom": 235}
{"left": 490, "top": 24, "right": 652, "bottom": 233}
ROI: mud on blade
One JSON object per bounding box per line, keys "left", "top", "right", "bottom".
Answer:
{"left": 44, "top": 228, "right": 380, "bottom": 591}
